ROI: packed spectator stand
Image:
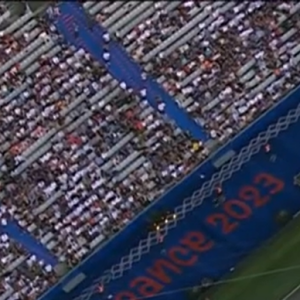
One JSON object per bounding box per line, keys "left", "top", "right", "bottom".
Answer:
{"left": 0, "top": 1, "right": 300, "bottom": 300}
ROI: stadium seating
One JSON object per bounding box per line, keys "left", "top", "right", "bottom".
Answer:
{"left": 107, "top": 1, "right": 300, "bottom": 141}
{"left": 0, "top": 1, "right": 300, "bottom": 300}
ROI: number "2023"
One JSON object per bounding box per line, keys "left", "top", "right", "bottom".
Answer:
{"left": 206, "top": 173, "right": 285, "bottom": 234}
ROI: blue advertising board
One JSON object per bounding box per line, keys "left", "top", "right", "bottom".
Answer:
{"left": 39, "top": 84, "right": 300, "bottom": 300}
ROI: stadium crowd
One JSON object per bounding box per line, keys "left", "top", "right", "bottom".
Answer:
{"left": 0, "top": 1, "right": 300, "bottom": 300}
{"left": 116, "top": 1, "right": 300, "bottom": 141}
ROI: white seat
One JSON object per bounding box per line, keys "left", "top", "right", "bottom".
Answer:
{"left": 116, "top": 156, "right": 146, "bottom": 182}
{"left": 0, "top": 37, "right": 46, "bottom": 75}
{"left": 0, "top": 10, "right": 10, "bottom": 26}
{"left": 4, "top": 11, "right": 33, "bottom": 34}
{"left": 142, "top": 7, "right": 209, "bottom": 62}
{"left": 20, "top": 40, "right": 55, "bottom": 70}
{"left": 0, "top": 83, "right": 27, "bottom": 106}
{"left": 14, "top": 19, "right": 38, "bottom": 38}
{"left": 119, "top": 1, "right": 170, "bottom": 37}
{"left": 12, "top": 143, "right": 52, "bottom": 176}
{"left": 110, "top": 1, "right": 154, "bottom": 34}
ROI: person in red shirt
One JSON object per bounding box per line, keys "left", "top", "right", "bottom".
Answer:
{"left": 214, "top": 185, "right": 225, "bottom": 207}
{"left": 264, "top": 143, "right": 276, "bottom": 162}
{"left": 67, "top": 134, "right": 82, "bottom": 146}
{"left": 98, "top": 283, "right": 104, "bottom": 294}
{"left": 158, "top": 233, "right": 164, "bottom": 243}
{"left": 265, "top": 143, "right": 271, "bottom": 153}
{"left": 215, "top": 185, "right": 223, "bottom": 196}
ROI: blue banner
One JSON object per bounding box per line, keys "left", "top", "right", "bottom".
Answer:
{"left": 39, "top": 87, "right": 300, "bottom": 300}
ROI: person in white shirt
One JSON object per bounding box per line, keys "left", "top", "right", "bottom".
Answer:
{"left": 103, "top": 51, "right": 110, "bottom": 63}
{"left": 140, "top": 88, "right": 147, "bottom": 99}
{"left": 141, "top": 72, "right": 147, "bottom": 81}
{"left": 158, "top": 102, "right": 165, "bottom": 113}
{"left": 120, "top": 82, "right": 127, "bottom": 90}
{"left": 103, "top": 32, "right": 110, "bottom": 43}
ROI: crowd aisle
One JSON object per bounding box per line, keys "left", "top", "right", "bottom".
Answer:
{"left": 55, "top": 2, "right": 208, "bottom": 141}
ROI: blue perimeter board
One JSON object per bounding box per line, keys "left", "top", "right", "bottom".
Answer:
{"left": 38, "top": 82, "right": 300, "bottom": 300}
{"left": 38, "top": 4, "right": 300, "bottom": 300}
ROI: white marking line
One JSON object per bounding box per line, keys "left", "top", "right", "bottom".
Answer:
{"left": 283, "top": 284, "right": 300, "bottom": 300}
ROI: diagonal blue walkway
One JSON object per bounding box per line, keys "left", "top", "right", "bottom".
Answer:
{"left": 0, "top": 221, "right": 58, "bottom": 266}
{"left": 54, "top": 2, "right": 208, "bottom": 141}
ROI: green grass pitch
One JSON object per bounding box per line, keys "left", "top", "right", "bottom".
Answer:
{"left": 205, "top": 214, "right": 300, "bottom": 300}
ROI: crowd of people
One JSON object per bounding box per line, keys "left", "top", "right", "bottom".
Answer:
{"left": 0, "top": 229, "right": 57, "bottom": 300}
{"left": 0, "top": 1, "right": 299, "bottom": 300}
{"left": 116, "top": 1, "right": 300, "bottom": 141}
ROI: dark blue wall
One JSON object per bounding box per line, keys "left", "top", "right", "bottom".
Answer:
{"left": 39, "top": 87, "right": 300, "bottom": 300}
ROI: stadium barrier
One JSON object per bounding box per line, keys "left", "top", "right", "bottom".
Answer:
{"left": 40, "top": 86, "right": 300, "bottom": 300}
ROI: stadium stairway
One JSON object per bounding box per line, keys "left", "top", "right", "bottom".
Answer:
{"left": 0, "top": 221, "right": 58, "bottom": 267}
{"left": 54, "top": 2, "right": 208, "bottom": 141}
